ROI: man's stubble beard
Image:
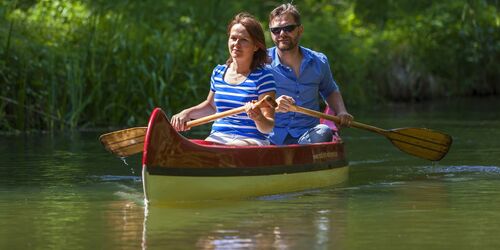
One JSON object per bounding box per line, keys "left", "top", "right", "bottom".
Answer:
{"left": 274, "top": 36, "right": 299, "bottom": 52}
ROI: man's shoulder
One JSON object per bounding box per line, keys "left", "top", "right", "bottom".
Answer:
{"left": 267, "top": 47, "right": 280, "bottom": 67}
{"left": 301, "top": 47, "right": 329, "bottom": 63}
{"left": 267, "top": 47, "right": 277, "bottom": 59}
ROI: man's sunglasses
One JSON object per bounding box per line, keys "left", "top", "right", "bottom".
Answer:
{"left": 270, "top": 24, "right": 299, "bottom": 35}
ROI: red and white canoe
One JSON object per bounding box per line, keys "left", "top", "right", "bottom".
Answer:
{"left": 142, "top": 108, "right": 348, "bottom": 205}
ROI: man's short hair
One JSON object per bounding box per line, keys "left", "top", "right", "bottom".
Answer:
{"left": 269, "top": 3, "right": 301, "bottom": 25}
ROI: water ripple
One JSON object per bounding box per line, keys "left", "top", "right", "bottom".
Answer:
{"left": 96, "top": 175, "right": 141, "bottom": 182}
{"left": 424, "top": 165, "right": 500, "bottom": 175}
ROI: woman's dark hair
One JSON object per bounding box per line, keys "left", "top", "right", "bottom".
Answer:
{"left": 226, "top": 12, "right": 270, "bottom": 70}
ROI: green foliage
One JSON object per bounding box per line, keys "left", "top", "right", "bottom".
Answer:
{"left": 352, "top": 0, "right": 500, "bottom": 100}
{"left": 299, "top": 1, "right": 379, "bottom": 104}
{"left": 1, "top": 0, "right": 230, "bottom": 130}
{"left": 0, "top": 0, "right": 499, "bottom": 131}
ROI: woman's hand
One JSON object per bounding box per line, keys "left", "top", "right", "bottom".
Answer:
{"left": 246, "top": 93, "right": 276, "bottom": 133}
{"left": 245, "top": 102, "right": 264, "bottom": 121}
{"left": 171, "top": 111, "right": 191, "bottom": 131}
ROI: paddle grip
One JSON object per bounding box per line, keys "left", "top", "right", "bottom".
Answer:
{"left": 186, "top": 95, "right": 276, "bottom": 128}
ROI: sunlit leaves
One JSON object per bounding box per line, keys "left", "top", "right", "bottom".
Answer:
{"left": 0, "top": 0, "right": 498, "bottom": 131}
{"left": 9, "top": 0, "right": 91, "bottom": 47}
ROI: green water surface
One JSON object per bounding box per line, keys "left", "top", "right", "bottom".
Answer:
{"left": 1, "top": 98, "right": 499, "bottom": 249}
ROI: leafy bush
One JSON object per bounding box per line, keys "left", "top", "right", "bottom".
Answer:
{"left": 0, "top": 0, "right": 498, "bottom": 131}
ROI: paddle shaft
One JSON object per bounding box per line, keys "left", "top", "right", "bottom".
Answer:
{"left": 186, "top": 107, "right": 245, "bottom": 128}
{"left": 290, "top": 105, "right": 385, "bottom": 135}
{"left": 100, "top": 96, "right": 276, "bottom": 157}
{"left": 186, "top": 95, "right": 275, "bottom": 128}
{"left": 290, "top": 104, "right": 452, "bottom": 161}
{"left": 101, "top": 99, "right": 451, "bottom": 160}
{"left": 104, "top": 98, "right": 270, "bottom": 137}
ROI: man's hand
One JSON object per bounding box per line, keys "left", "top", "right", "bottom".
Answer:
{"left": 275, "top": 95, "right": 295, "bottom": 113}
{"left": 336, "top": 111, "right": 353, "bottom": 127}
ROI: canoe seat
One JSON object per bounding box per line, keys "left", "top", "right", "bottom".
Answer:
{"left": 191, "top": 139, "right": 223, "bottom": 146}
{"left": 320, "top": 105, "right": 342, "bottom": 142}
{"left": 320, "top": 105, "right": 339, "bottom": 133}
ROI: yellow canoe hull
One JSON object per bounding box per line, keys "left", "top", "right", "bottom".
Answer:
{"left": 143, "top": 165, "right": 348, "bottom": 206}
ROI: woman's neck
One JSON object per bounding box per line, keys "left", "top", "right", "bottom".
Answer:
{"left": 224, "top": 61, "right": 251, "bottom": 84}
{"left": 230, "top": 60, "right": 251, "bottom": 75}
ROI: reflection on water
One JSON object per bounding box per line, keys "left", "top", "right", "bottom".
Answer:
{"left": 142, "top": 191, "right": 350, "bottom": 249}
{"left": 1, "top": 98, "right": 500, "bottom": 249}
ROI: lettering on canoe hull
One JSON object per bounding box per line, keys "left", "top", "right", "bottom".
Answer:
{"left": 312, "top": 151, "right": 338, "bottom": 162}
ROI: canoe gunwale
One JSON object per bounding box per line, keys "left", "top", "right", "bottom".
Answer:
{"left": 145, "top": 158, "right": 348, "bottom": 177}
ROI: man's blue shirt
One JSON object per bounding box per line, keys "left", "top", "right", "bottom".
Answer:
{"left": 267, "top": 46, "right": 339, "bottom": 145}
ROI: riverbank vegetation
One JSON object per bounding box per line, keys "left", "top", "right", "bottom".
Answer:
{"left": 1, "top": 0, "right": 498, "bottom": 131}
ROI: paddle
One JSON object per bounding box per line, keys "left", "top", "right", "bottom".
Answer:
{"left": 290, "top": 105, "right": 452, "bottom": 161}
{"left": 99, "top": 95, "right": 276, "bottom": 157}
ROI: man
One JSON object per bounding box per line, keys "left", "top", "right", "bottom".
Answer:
{"left": 267, "top": 3, "right": 353, "bottom": 145}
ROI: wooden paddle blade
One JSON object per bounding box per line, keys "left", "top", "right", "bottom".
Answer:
{"left": 99, "top": 127, "right": 147, "bottom": 157}
{"left": 385, "top": 127, "right": 452, "bottom": 161}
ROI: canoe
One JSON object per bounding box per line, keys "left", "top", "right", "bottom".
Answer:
{"left": 142, "top": 108, "right": 349, "bottom": 205}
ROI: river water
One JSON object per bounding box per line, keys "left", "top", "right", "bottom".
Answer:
{"left": 1, "top": 97, "right": 499, "bottom": 249}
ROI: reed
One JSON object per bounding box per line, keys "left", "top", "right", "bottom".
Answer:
{"left": 0, "top": 0, "right": 498, "bottom": 131}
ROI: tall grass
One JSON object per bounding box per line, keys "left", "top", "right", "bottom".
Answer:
{"left": 0, "top": 0, "right": 498, "bottom": 131}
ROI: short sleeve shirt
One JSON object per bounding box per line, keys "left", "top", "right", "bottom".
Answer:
{"left": 210, "top": 64, "right": 276, "bottom": 140}
{"left": 267, "top": 46, "right": 339, "bottom": 145}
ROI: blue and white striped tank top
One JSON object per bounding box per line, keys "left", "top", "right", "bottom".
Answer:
{"left": 210, "top": 64, "right": 276, "bottom": 140}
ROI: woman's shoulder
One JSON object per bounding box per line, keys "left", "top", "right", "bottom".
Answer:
{"left": 212, "top": 64, "right": 228, "bottom": 75}
{"left": 248, "top": 68, "right": 274, "bottom": 83}
{"left": 251, "top": 66, "right": 274, "bottom": 75}
{"left": 213, "top": 64, "right": 227, "bottom": 71}
{"left": 250, "top": 67, "right": 276, "bottom": 89}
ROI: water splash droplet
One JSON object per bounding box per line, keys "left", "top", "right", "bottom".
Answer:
{"left": 120, "top": 157, "right": 129, "bottom": 166}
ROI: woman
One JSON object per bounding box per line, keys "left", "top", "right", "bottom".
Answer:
{"left": 171, "top": 13, "right": 276, "bottom": 146}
